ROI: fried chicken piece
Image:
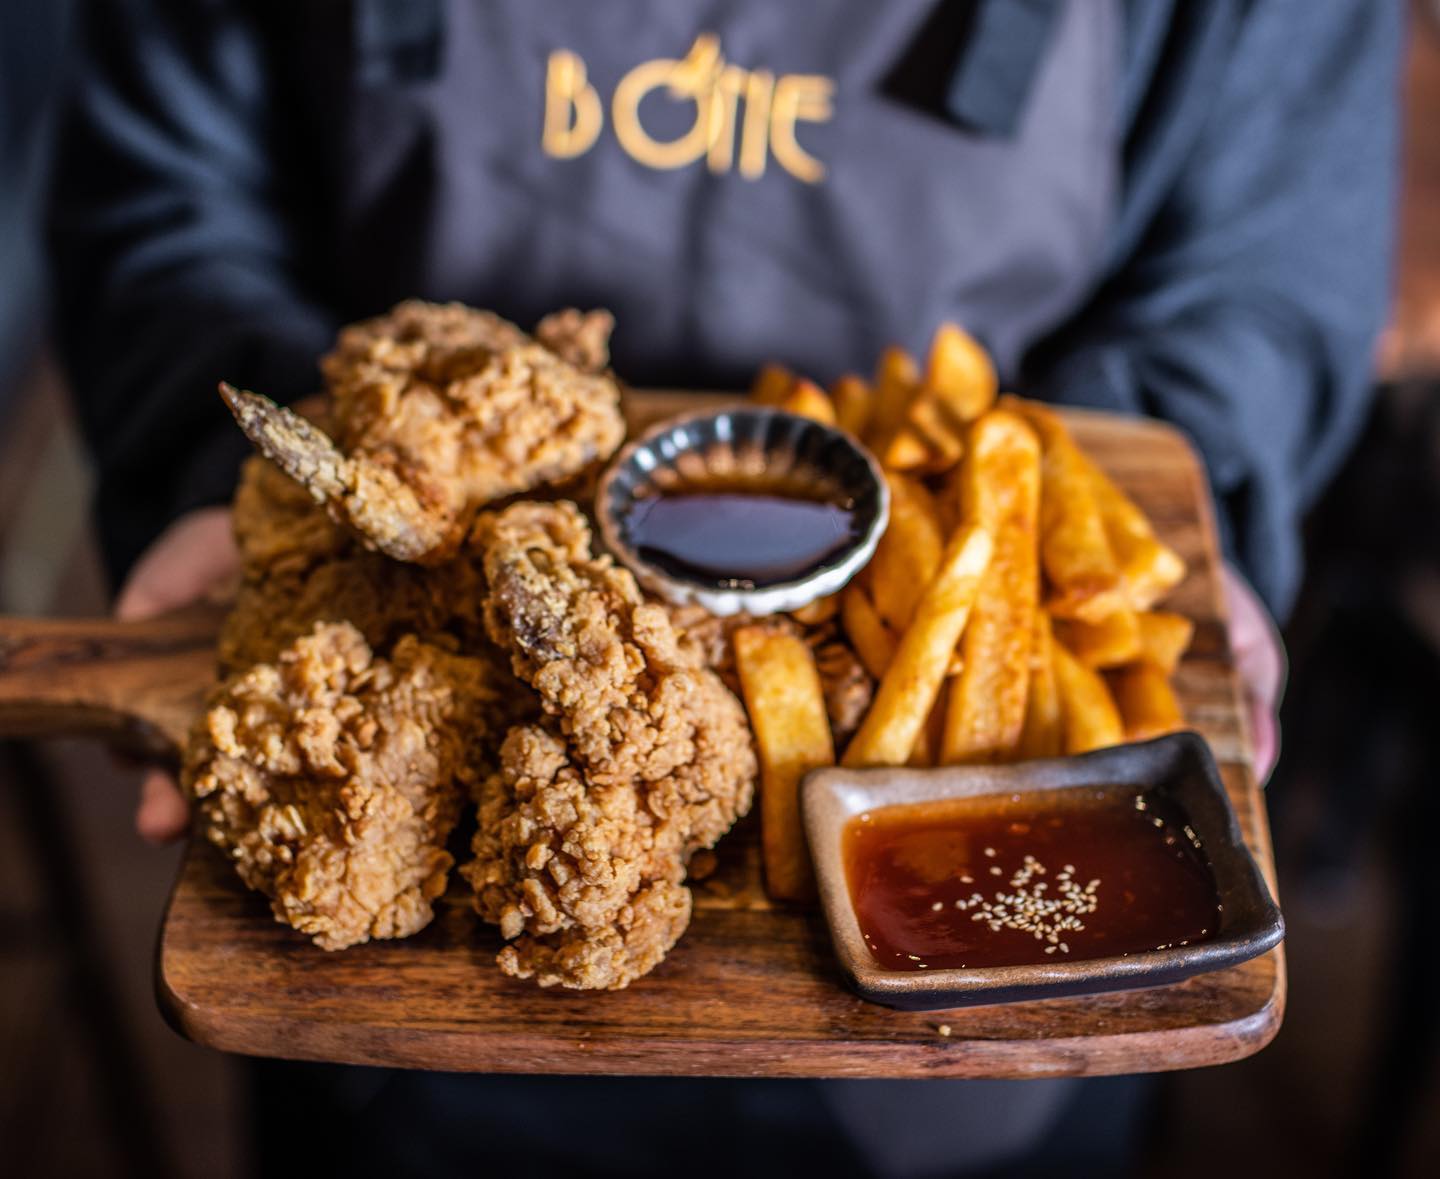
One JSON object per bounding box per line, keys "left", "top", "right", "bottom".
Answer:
{"left": 221, "top": 301, "right": 625, "bottom": 563}
{"left": 534, "top": 308, "right": 615, "bottom": 373}
{"left": 810, "top": 630, "right": 874, "bottom": 745}
{"left": 218, "top": 456, "right": 490, "bottom": 671}
{"left": 184, "top": 622, "right": 518, "bottom": 950}
{"left": 462, "top": 502, "right": 756, "bottom": 989}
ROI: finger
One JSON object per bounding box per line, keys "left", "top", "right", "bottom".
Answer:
{"left": 1250, "top": 694, "right": 1280, "bottom": 783}
{"left": 1222, "top": 565, "right": 1287, "bottom": 708}
{"left": 116, "top": 507, "right": 239, "bottom": 621}
{"left": 136, "top": 769, "right": 191, "bottom": 845}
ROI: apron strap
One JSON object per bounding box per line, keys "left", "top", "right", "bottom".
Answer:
{"left": 946, "top": 0, "right": 1063, "bottom": 136}
{"left": 354, "top": 0, "right": 445, "bottom": 84}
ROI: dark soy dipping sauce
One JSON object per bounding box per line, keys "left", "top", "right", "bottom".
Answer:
{"left": 625, "top": 486, "right": 859, "bottom": 587}
{"left": 843, "top": 789, "right": 1222, "bottom": 971}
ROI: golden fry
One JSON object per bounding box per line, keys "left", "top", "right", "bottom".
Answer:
{"left": 831, "top": 374, "right": 873, "bottom": 439}
{"left": 882, "top": 426, "right": 932, "bottom": 471}
{"left": 1136, "top": 610, "right": 1195, "bottom": 675}
{"left": 790, "top": 594, "right": 839, "bottom": 627}
{"left": 751, "top": 362, "right": 794, "bottom": 406}
{"left": 840, "top": 585, "right": 897, "bottom": 679}
{"left": 908, "top": 681, "right": 949, "bottom": 767}
{"left": 1109, "top": 663, "right": 1185, "bottom": 742}
{"left": 733, "top": 626, "right": 835, "bottom": 901}
{"left": 844, "top": 524, "right": 994, "bottom": 768}
{"left": 870, "top": 472, "right": 944, "bottom": 633}
{"left": 941, "top": 410, "right": 1041, "bottom": 763}
{"left": 1053, "top": 639, "right": 1124, "bottom": 755}
{"left": 924, "top": 323, "right": 997, "bottom": 424}
{"left": 1080, "top": 451, "right": 1186, "bottom": 609}
{"left": 1004, "top": 396, "right": 1125, "bottom": 623}
{"left": 884, "top": 392, "right": 967, "bottom": 472}
{"left": 1052, "top": 609, "right": 1142, "bottom": 668}
{"left": 1017, "top": 611, "right": 1063, "bottom": 760}
{"left": 866, "top": 345, "right": 920, "bottom": 450}
{"left": 777, "top": 378, "right": 837, "bottom": 425}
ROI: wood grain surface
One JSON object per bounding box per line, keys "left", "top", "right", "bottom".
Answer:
{"left": 0, "top": 392, "right": 1284, "bottom": 1077}
{"left": 0, "top": 604, "right": 225, "bottom": 757}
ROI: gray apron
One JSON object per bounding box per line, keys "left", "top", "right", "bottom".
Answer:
{"left": 321, "top": 0, "right": 1117, "bottom": 389}
{"left": 282, "top": 2, "right": 1124, "bottom": 1175}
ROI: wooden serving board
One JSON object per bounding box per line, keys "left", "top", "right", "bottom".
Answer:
{"left": 0, "top": 392, "right": 1282, "bottom": 1078}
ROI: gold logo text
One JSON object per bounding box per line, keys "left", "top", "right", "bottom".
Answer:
{"left": 543, "top": 35, "right": 833, "bottom": 183}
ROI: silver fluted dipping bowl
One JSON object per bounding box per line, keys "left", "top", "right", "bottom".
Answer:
{"left": 597, "top": 408, "right": 888, "bottom": 617}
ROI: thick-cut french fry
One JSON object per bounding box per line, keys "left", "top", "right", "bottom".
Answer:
{"left": 1053, "top": 639, "right": 1124, "bottom": 754}
{"left": 924, "top": 323, "right": 997, "bottom": 423}
{"left": 1109, "top": 663, "right": 1185, "bottom": 742}
{"left": 831, "top": 374, "right": 873, "bottom": 438}
{"left": 1136, "top": 610, "right": 1195, "bottom": 674}
{"left": 751, "top": 362, "right": 794, "bottom": 405}
{"left": 882, "top": 426, "right": 932, "bottom": 471}
{"left": 733, "top": 627, "right": 835, "bottom": 901}
{"left": 870, "top": 473, "right": 944, "bottom": 633}
{"left": 778, "top": 378, "right": 837, "bottom": 424}
{"left": 941, "top": 410, "right": 1041, "bottom": 764}
{"left": 840, "top": 585, "right": 897, "bottom": 679}
{"left": 1079, "top": 451, "right": 1186, "bottom": 609}
{"left": 867, "top": 345, "right": 920, "bottom": 449}
{"left": 907, "top": 392, "right": 967, "bottom": 465}
{"left": 1004, "top": 396, "right": 1126, "bottom": 623}
{"left": 1053, "top": 609, "right": 1142, "bottom": 668}
{"left": 884, "top": 391, "right": 967, "bottom": 472}
{"left": 1017, "top": 611, "right": 1063, "bottom": 760}
{"left": 844, "top": 524, "right": 994, "bottom": 768}
{"left": 790, "top": 594, "right": 839, "bottom": 627}
{"left": 908, "top": 682, "right": 949, "bottom": 767}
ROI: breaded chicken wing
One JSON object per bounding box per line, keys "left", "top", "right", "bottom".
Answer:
{"left": 218, "top": 455, "right": 490, "bottom": 671}
{"left": 221, "top": 301, "right": 625, "bottom": 563}
{"left": 183, "top": 622, "right": 521, "bottom": 950}
{"left": 462, "top": 502, "right": 757, "bottom": 990}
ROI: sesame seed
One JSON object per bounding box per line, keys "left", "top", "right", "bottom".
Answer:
{"left": 931, "top": 901, "right": 944, "bottom": 912}
{"left": 941, "top": 854, "right": 1100, "bottom": 950}
{"left": 938, "top": 1024, "right": 952, "bottom": 1036}
{"left": 984, "top": 847, "right": 997, "bottom": 857}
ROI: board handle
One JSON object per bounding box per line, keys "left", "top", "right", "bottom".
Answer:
{"left": 0, "top": 605, "right": 224, "bottom": 759}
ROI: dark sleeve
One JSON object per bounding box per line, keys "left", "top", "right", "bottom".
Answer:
{"left": 47, "top": 0, "right": 337, "bottom": 585}
{"left": 1022, "top": 0, "right": 1400, "bottom": 618}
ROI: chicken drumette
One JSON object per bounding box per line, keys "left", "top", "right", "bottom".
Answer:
{"left": 220, "top": 301, "right": 624, "bottom": 563}
{"left": 218, "top": 453, "right": 491, "bottom": 672}
{"left": 462, "top": 502, "right": 757, "bottom": 990}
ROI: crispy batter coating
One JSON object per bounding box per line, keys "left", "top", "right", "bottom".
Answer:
{"left": 220, "top": 301, "right": 624, "bottom": 562}
{"left": 184, "top": 623, "right": 520, "bottom": 950}
{"left": 533, "top": 308, "right": 615, "bottom": 373}
{"left": 462, "top": 502, "right": 757, "bottom": 990}
{"left": 219, "top": 456, "right": 490, "bottom": 671}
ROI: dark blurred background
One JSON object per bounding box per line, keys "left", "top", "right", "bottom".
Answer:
{"left": 1, "top": 3, "right": 1437, "bottom": 1177}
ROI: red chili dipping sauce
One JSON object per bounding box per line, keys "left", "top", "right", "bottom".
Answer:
{"left": 842, "top": 789, "right": 1222, "bottom": 971}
